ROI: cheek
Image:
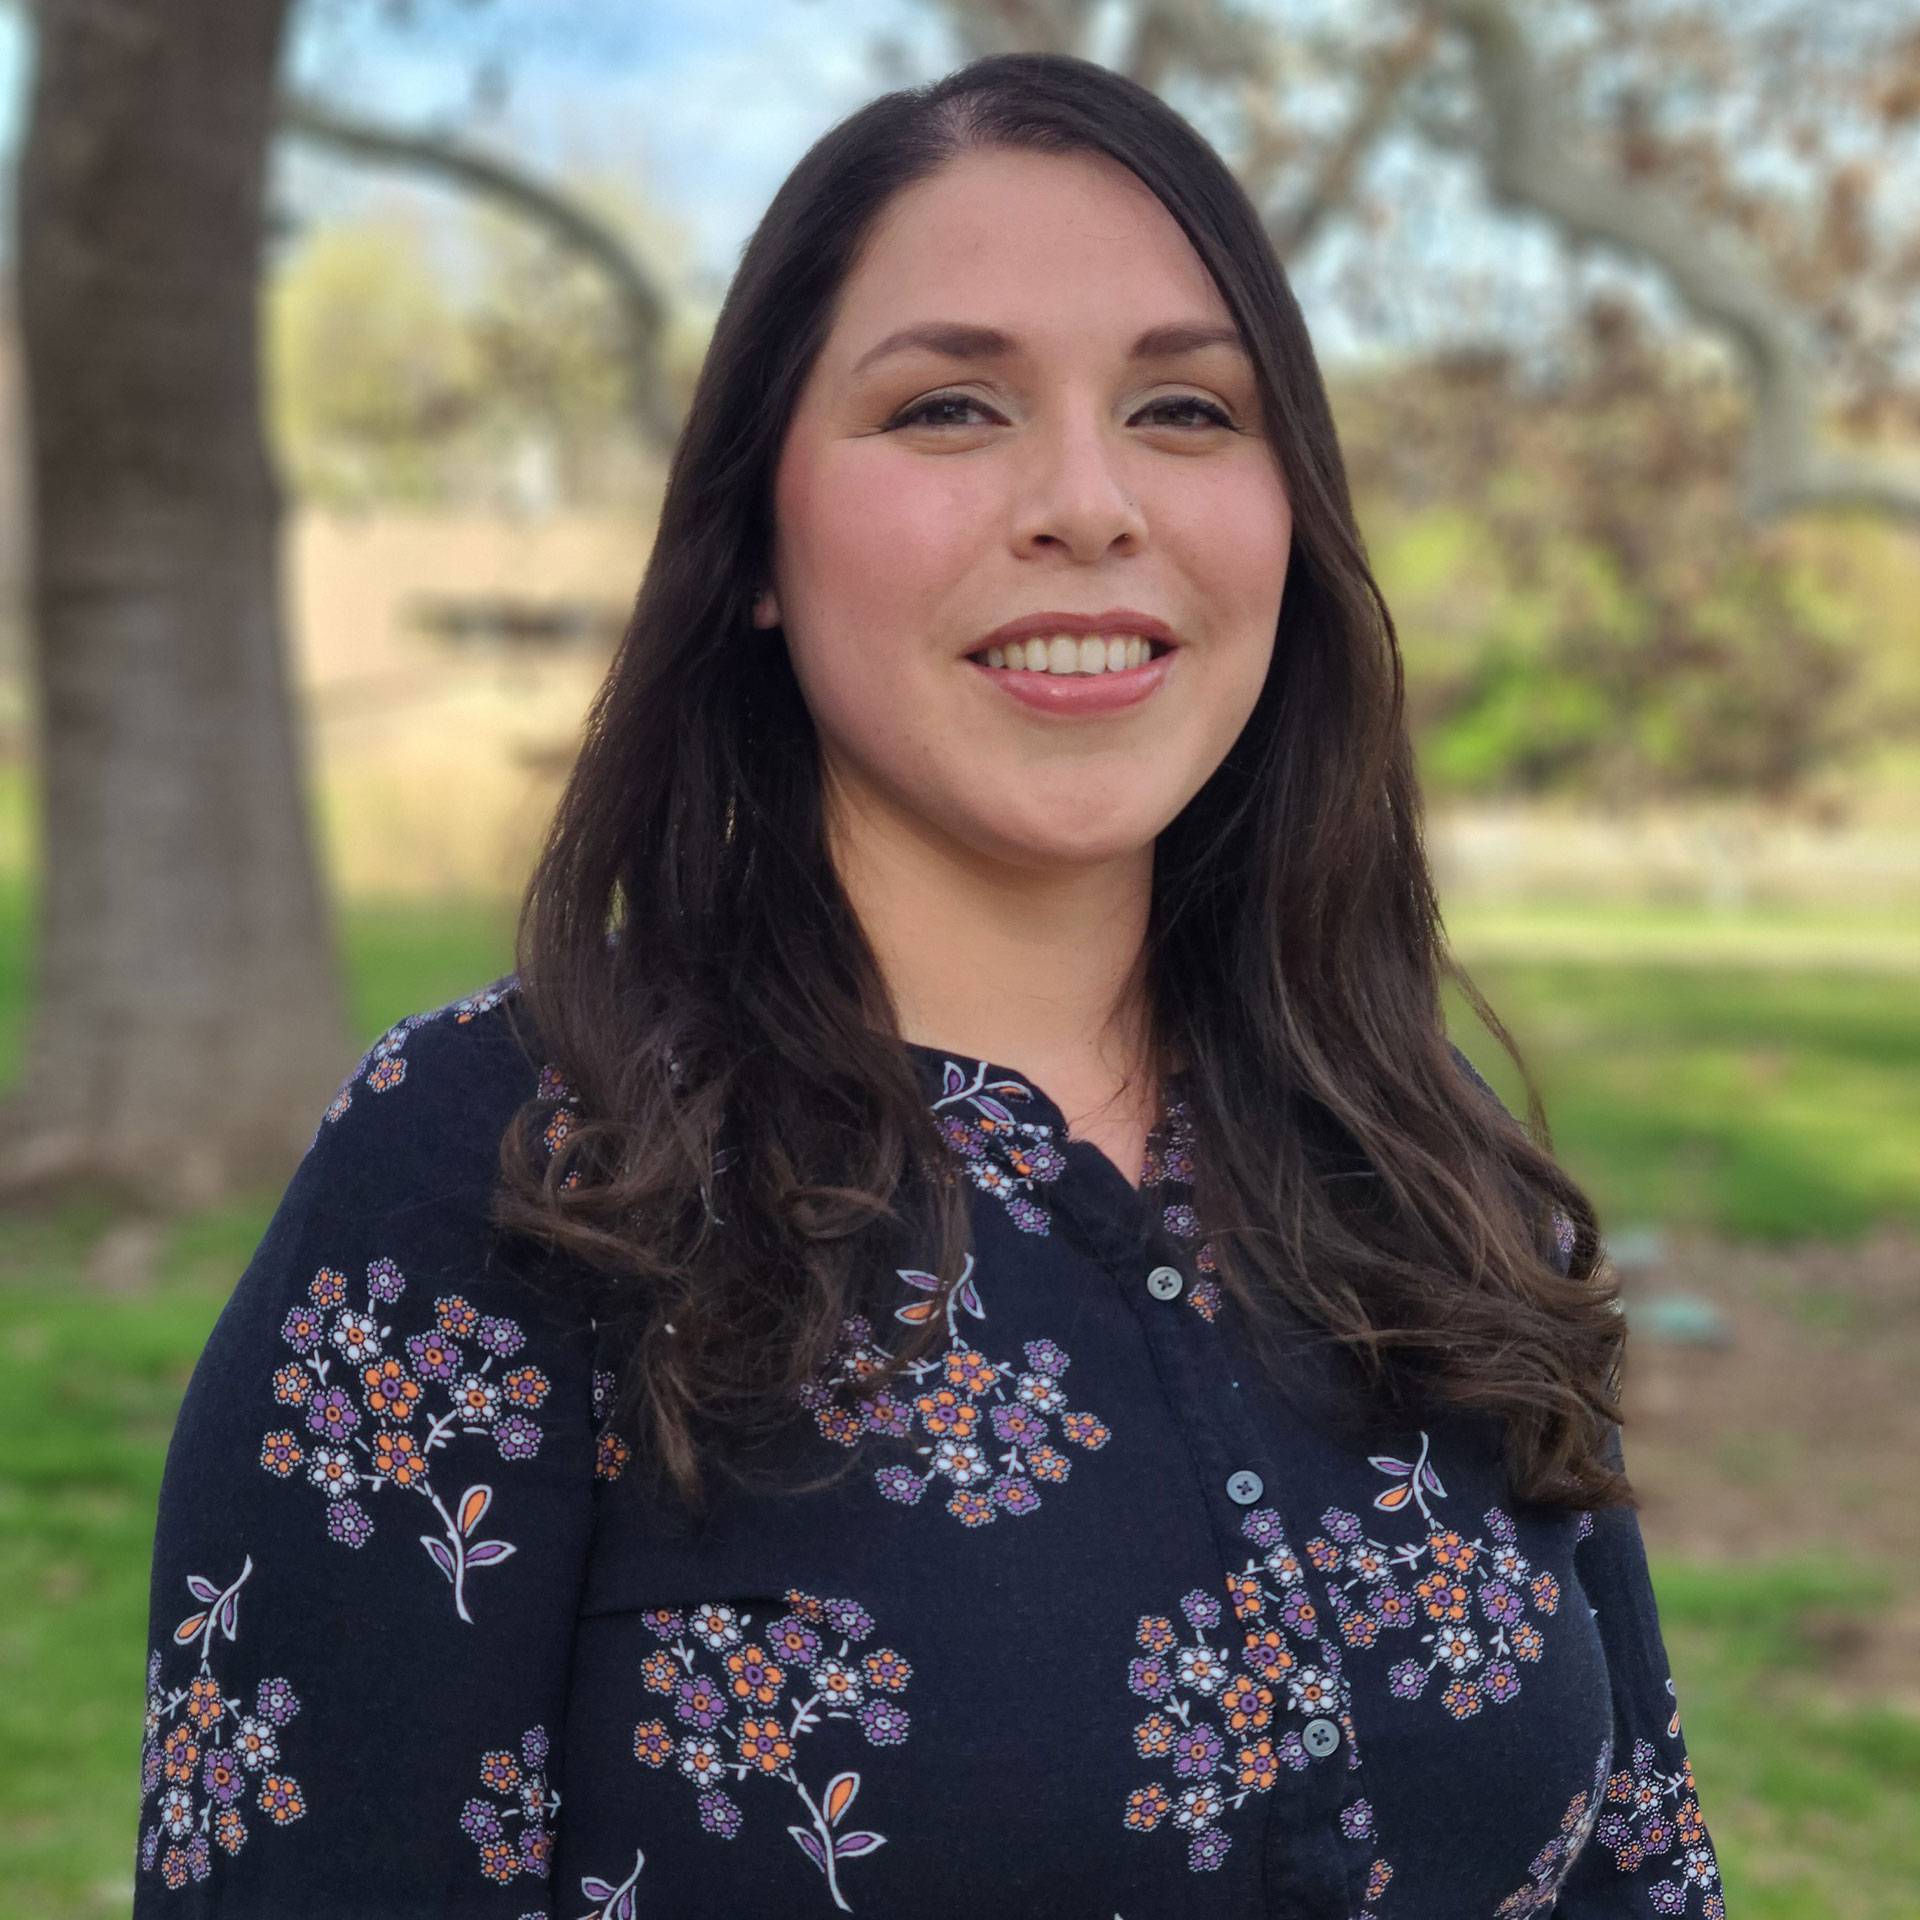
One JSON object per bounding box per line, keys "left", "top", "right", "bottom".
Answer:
{"left": 776, "top": 445, "right": 978, "bottom": 625}
{"left": 1163, "top": 464, "right": 1293, "bottom": 617}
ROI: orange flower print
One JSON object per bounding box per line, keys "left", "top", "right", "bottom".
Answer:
{"left": 371, "top": 1428, "right": 426, "bottom": 1486}
{"left": 360, "top": 1357, "right": 422, "bottom": 1420}
{"left": 592, "top": 1365, "right": 632, "bottom": 1484}
{"left": 1313, "top": 1431, "right": 1568, "bottom": 1718}
{"left": 138, "top": 1558, "right": 305, "bottom": 1894}
{"left": 1125, "top": 1509, "right": 1362, "bottom": 1874}
{"left": 263, "top": 1255, "right": 544, "bottom": 1623}
{"left": 637, "top": 1591, "right": 912, "bottom": 1910}
{"left": 726, "top": 1645, "right": 788, "bottom": 1707}
{"left": 1493, "top": 1738, "right": 1613, "bottom": 1917}
{"left": 307, "top": 977, "right": 515, "bottom": 1149}
{"left": 1141, "top": 1095, "right": 1226, "bottom": 1324}
{"left": 460, "top": 1724, "right": 558, "bottom": 1890}
{"left": 1586, "top": 1709, "right": 1727, "bottom": 1918}
{"left": 803, "top": 1251, "right": 1113, "bottom": 1530}
{"left": 924, "top": 1057, "right": 1069, "bottom": 1235}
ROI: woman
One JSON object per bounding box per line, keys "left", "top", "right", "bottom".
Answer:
{"left": 135, "top": 51, "right": 1726, "bottom": 1919}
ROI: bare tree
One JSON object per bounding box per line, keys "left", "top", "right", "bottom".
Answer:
{"left": 936, "top": 0, "right": 1920, "bottom": 526}
{"left": 6, "top": 0, "right": 347, "bottom": 1208}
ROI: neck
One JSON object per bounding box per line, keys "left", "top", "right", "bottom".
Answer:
{"left": 829, "top": 792, "right": 1160, "bottom": 1113}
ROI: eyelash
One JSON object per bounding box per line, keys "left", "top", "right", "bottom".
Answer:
{"left": 886, "top": 392, "right": 1236, "bottom": 432}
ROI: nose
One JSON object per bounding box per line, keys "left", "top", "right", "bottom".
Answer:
{"left": 1010, "top": 408, "right": 1148, "bottom": 562}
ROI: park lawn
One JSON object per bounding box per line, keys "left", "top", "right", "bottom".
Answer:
{"left": 0, "top": 875, "right": 1914, "bottom": 1241}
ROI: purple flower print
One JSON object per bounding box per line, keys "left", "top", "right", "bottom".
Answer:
{"left": 405, "top": 1329, "right": 462, "bottom": 1382}
{"left": 324, "top": 1499, "right": 373, "bottom": 1548}
{"left": 478, "top": 1315, "right": 524, "bottom": 1357}
{"left": 1588, "top": 1728, "right": 1726, "bottom": 1919}
{"left": 699, "top": 1789, "right": 743, "bottom": 1838}
{"left": 1315, "top": 1431, "right": 1568, "bottom": 1717}
{"left": 139, "top": 1559, "right": 306, "bottom": 1896}
{"left": 857, "top": 1698, "right": 910, "bottom": 1746}
{"left": 1493, "top": 1738, "right": 1613, "bottom": 1919}
{"left": 1188, "top": 1825, "right": 1231, "bottom": 1871}
{"left": 992, "top": 1474, "right": 1040, "bottom": 1515}
{"left": 926, "top": 1058, "right": 1069, "bottom": 1234}
{"left": 808, "top": 1251, "right": 1113, "bottom": 1530}
{"left": 1180, "top": 1588, "right": 1222, "bottom": 1631}
{"left": 462, "top": 1724, "right": 559, "bottom": 1888}
{"left": 304, "top": 1385, "right": 358, "bottom": 1440}
{"left": 637, "top": 1589, "right": 911, "bottom": 1912}
{"left": 674, "top": 1675, "right": 728, "bottom": 1731}
{"left": 261, "top": 1258, "right": 539, "bottom": 1623}
{"left": 1124, "top": 1506, "right": 1359, "bottom": 1877}
{"left": 873, "top": 1464, "right": 925, "bottom": 1505}
{"left": 308, "top": 978, "right": 516, "bottom": 1149}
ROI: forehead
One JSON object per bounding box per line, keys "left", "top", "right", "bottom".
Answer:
{"left": 827, "top": 146, "right": 1233, "bottom": 359}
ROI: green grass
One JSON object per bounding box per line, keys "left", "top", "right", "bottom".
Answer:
{"left": 1657, "top": 1559, "right": 1920, "bottom": 1919}
{"left": 1446, "top": 954, "right": 1920, "bottom": 1239}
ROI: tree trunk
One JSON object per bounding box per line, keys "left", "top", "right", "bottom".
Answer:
{"left": 8, "top": 0, "right": 349, "bottom": 1211}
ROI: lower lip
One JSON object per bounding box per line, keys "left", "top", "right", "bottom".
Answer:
{"left": 966, "top": 647, "right": 1176, "bottom": 714}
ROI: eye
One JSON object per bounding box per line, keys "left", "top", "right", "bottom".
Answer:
{"left": 885, "top": 392, "right": 998, "bottom": 430}
{"left": 1138, "top": 394, "right": 1236, "bottom": 430}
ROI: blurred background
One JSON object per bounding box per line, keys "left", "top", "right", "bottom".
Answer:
{"left": 0, "top": 1, "right": 1915, "bottom": 1913}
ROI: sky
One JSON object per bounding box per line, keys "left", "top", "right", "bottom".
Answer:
{"left": 0, "top": 0, "right": 1729, "bottom": 373}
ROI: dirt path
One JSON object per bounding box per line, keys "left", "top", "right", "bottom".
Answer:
{"left": 1616, "top": 1225, "right": 1920, "bottom": 1709}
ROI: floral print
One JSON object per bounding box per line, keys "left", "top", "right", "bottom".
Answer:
{"left": 1123, "top": 1506, "right": 1371, "bottom": 1877}
{"left": 574, "top": 1847, "right": 649, "bottom": 1920}
{"left": 1140, "top": 1092, "right": 1225, "bottom": 1320}
{"left": 260, "top": 1257, "right": 542, "bottom": 1621}
{"left": 139, "top": 978, "right": 1726, "bottom": 1915}
{"left": 1590, "top": 1703, "right": 1727, "bottom": 1916}
{"left": 800, "top": 1251, "right": 1110, "bottom": 1526}
{"left": 460, "top": 1724, "right": 560, "bottom": 1886}
{"left": 310, "top": 976, "right": 517, "bottom": 1145}
{"left": 138, "top": 1557, "right": 305, "bottom": 1893}
{"left": 925, "top": 1058, "right": 1069, "bottom": 1233}
{"left": 633, "top": 1589, "right": 910, "bottom": 1911}
{"left": 1487, "top": 1734, "right": 1614, "bottom": 1916}
{"left": 1310, "top": 1430, "right": 1565, "bottom": 1717}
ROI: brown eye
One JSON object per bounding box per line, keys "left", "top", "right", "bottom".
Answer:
{"left": 1138, "top": 396, "right": 1234, "bottom": 429}
{"left": 887, "top": 394, "right": 997, "bottom": 430}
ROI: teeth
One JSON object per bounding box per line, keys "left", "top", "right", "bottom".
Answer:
{"left": 981, "top": 634, "right": 1160, "bottom": 674}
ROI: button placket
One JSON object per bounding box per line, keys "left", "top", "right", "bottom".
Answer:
{"left": 1145, "top": 1264, "right": 1184, "bottom": 1301}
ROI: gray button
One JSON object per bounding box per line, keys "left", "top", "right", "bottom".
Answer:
{"left": 1146, "top": 1265, "right": 1184, "bottom": 1301}
{"left": 1225, "top": 1469, "right": 1264, "bottom": 1505}
{"left": 1303, "top": 1717, "right": 1341, "bottom": 1758}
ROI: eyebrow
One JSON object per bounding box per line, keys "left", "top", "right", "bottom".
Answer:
{"left": 849, "top": 320, "right": 1249, "bottom": 377}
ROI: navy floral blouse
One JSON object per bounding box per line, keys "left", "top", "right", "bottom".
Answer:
{"left": 135, "top": 974, "right": 1727, "bottom": 1917}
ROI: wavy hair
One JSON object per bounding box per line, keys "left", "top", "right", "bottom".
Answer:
{"left": 488, "top": 50, "right": 1629, "bottom": 1522}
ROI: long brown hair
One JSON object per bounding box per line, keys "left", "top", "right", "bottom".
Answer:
{"left": 489, "top": 50, "right": 1629, "bottom": 1522}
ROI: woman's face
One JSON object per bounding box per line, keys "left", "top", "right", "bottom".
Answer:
{"left": 756, "top": 144, "right": 1292, "bottom": 877}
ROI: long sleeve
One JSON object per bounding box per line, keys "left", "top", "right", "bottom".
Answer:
{"left": 132, "top": 1001, "right": 601, "bottom": 1916}
{"left": 1548, "top": 1418, "right": 1729, "bottom": 1917}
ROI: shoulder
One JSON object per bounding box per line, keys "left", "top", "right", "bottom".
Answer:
{"left": 222, "top": 971, "right": 585, "bottom": 1354}
{"left": 297, "top": 971, "right": 568, "bottom": 1205}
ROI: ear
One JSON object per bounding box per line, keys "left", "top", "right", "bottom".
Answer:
{"left": 751, "top": 588, "right": 781, "bottom": 629}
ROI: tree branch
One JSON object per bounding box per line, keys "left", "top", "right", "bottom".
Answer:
{"left": 278, "top": 92, "right": 682, "bottom": 452}
{"left": 1429, "top": 0, "right": 1920, "bottom": 524}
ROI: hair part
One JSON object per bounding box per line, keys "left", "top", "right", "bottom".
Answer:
{"left": 488, "top": 50, "right": 1629, "bottom": 1524}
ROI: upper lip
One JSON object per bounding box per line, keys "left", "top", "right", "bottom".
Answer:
{"left": 969, "top": 609, "right": 1179, "bottom": 658}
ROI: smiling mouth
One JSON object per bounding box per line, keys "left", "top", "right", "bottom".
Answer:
{"left": 968, "top": 635, "right": 1175, "bottom": 674}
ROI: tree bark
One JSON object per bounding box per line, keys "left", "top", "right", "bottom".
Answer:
{"left": 9, "top": 0, "right": 348, "bottom": 1210}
